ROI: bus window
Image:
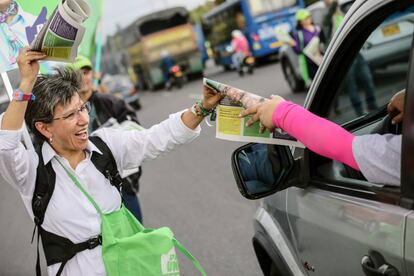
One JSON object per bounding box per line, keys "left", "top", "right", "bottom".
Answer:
{"left": 249, "top": 0, "right": 297, "bottom": 17}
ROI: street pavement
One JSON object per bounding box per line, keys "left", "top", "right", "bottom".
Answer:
{"left": 0, "top": 60, "right": 307, "bottom": 275}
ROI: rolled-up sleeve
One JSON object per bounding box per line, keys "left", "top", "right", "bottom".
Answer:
{"left": 0, "top": 114, "right": 38, "bottom": 196}
{"left": 352, "top": 134, "right": 401, "bottom": 186}
{"left": 94, "top": 110, "right": 201, "bottom": 173}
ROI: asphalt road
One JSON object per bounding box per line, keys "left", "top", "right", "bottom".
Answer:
{"left": 0, "top": 61, "right": 307, "bottom": 275}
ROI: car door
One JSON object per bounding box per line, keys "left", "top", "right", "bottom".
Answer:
{"left": 285, "top": 1, "right": 414, "bottom": 275}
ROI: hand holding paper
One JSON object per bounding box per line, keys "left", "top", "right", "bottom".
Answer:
{"left": 303, "top": 37, "right": 323, "bottom": 66}
{"left": 30, "top": 0, "right": 90, "bottom": 62}
{"left": 203, "top": 78, "right": 265, "bottom": 109}
{"left": 241, "top": 95, "right": 285, "bottom": 132}
{"left": 203, "top": 78, "right": 304, "bottom": 148}
{"left": 17, "top": 48, "right": 47, "bottom": 90}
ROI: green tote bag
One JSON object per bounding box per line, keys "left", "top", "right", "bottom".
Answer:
{"left": 58, "top": 159, "right": 206, "bottom": 276}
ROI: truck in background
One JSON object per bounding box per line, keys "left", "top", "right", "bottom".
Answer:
{"left": 124, "top": 7, "right": 203, "bottom": 90}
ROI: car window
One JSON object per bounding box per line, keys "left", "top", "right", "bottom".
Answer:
{"left": 328, "top": 8, "right": 414, "bottom": 125}
{"left": 310, "top": 5, "right": 414, "bottom": 195}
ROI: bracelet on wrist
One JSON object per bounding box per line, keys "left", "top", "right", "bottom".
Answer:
{"left": 190, "top": 100, "right": 215, "bottom": 117}
{"left": 13, "top": 88, "right": 35, "bottom": 102}
{"left": 196, "top": 100, "right": 214, "bottom": 116}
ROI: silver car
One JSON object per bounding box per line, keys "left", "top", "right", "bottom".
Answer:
{"left": 232, "top": 0, "right": 414, "bottom": 275}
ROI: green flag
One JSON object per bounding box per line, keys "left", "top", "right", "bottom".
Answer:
{"left": 17, "top": 0, "right": 103, "bottom": 59}
{"left": 78, "top": 0, "right": 103, "bottom": 59}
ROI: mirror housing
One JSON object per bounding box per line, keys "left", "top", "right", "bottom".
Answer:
{"left": 231, "top": 143, "right": 296, "bottom": 200}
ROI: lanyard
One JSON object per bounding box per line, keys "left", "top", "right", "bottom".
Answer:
{"left": 56, "top": 157, "right": 103, "bottom": 215}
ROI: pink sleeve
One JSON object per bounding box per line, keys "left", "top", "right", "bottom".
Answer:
{"left": 272, "top": 101, "right": 360, "bottom": 170}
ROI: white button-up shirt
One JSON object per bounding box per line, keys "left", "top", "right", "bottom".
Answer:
{"left": 0, "top": 111, "right": 200, "bottom": 275}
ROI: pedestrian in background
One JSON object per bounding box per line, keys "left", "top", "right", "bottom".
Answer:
{"left": 323, "top": 0, "right": 378, "bottom": 116}
{"left": 230, "top": 29, "right": 250, "bottom": 73}
{"left": 292, "top": 9, "right": 323, "bottom": 85}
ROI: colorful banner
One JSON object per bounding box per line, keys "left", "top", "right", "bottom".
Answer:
{"left": 0, "top": 0, "right": 102, "bottom": 73}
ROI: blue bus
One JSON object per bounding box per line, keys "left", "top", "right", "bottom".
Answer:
{"left": 203, "top": 0, "right": 305, "bottom": 68}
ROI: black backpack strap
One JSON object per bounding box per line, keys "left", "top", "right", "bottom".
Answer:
{"left": 32, "top": 137, "right": 121, "bottom": 275}
{"left": 39, "top": 227, "right": 101, "bottom": 266}
{"left": 32, "top": 148, "right": 56, "bottom": 276}
{"left": 89, "top": 135, "right": 123, "bottom": 192}
{"left": 32, "top": 150, "right": 56, "bottom": 227}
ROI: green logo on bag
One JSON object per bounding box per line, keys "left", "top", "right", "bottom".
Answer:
{"left": 161, "top": 248, "right": 180, "bottom": 275}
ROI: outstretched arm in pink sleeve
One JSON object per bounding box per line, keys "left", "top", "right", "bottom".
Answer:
{"left": 272, "top": 101, "right": 360, "bottom": 170}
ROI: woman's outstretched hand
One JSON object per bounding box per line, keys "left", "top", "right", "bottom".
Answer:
{"left": 202, "top": 86, "right": 224, "bottom": 110}
{"left": 240, "top": 95, "right": 285, "bottom": 132}
{"left": 17, "top": 47, "right": 46, "bottom": 92}
{"left": 387, "top": 89, "right": 405, "bottom": 124}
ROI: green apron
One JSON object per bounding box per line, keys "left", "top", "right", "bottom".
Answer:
{"left": 57, "top": 159, "right": 206, "bottom": 276}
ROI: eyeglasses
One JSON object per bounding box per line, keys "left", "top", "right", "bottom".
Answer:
{"left": 52, "top": 101, "right": 91, "bottom": 121}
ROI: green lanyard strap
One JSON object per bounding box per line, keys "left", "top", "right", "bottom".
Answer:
{"left": 56, "top": 158, "right": 104, "bottom": 215}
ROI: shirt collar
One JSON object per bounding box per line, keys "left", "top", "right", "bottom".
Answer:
{"left": 41, "top": 138, "right": 103, "bottom": 164}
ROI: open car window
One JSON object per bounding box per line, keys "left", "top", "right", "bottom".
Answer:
{"left": 310, "top": 5, "right": 414, "bottom": 194}
{"left": 328, "top": 9, "right": 414, "bottom": 125}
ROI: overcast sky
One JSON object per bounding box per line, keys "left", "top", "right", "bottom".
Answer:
{"left": 102, "top": 0, "right": 209, "bottom": 38}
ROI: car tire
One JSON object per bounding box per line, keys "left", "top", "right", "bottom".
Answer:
{"left": 281, "top": 58, "right": 305, "bottom": 93}
{"left": 223, "top": 64, "right": 232, "bottom": 71}
{"left": 253, "top": 235, "right": 293, "bottom": 276}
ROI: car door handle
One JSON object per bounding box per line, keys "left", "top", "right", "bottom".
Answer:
{"left": 361, "top": 250, "right": 399, "bottom": 276}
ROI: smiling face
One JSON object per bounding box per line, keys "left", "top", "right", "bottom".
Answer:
{"left": 36, "top": 93, "right": 90, "bottom": 157}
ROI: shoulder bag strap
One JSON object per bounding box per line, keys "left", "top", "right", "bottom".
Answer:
{"left": 55, "top": 158, "right": 103, "bottom": 215}
{"left": 173, "top": 238, "right": 207, "bottom": 276}
{"left": 90, "top": 136, "right": 123, "bottom": 192}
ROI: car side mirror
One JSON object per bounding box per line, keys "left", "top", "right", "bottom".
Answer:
{"left": 231, "top": 143, "right": 295, "bottom": 200}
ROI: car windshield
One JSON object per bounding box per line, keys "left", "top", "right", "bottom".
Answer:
{"left": 248, "top": 0, "right": 297, "bottom": 17}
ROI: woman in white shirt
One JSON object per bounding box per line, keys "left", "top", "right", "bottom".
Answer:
{"left": 0, "top": 48, "right": 222, "bottom": 275}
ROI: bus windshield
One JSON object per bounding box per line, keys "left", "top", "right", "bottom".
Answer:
{"left": 248, "top": 0, "right": 297, "bottom": 17}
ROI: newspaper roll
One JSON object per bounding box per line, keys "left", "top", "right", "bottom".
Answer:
{"left": 30, "top": 0, "right": 90, "bottom": 62}
{"left": 203, "top": 78, "right": 266, "bottom": 109}
{"left": 203, "top": 78, "right": 305, "bottom": 148}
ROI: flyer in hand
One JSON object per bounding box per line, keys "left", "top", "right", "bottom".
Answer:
{"left": 303, "top": 36, "right": 323, "bottom": 66}
{"left": 30, "top": 0, "right": 90, "bottom": 62}
{"left": 204, "top": 78, "right": 305, "bottom": 148}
